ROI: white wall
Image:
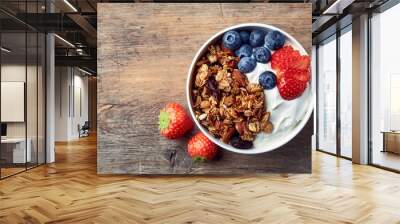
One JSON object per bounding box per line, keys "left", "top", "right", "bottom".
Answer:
{"left": 1, "top": 64, "right": 25, "bottom": 81}
{"left": 1, "top": 82, "right": 25, "bottom": 122}
{"left": 71, "top": 73, "right": 89, "bottom": 138}
{"left": 1, "top": 65, "right": 26, "bottom": 141}
{"left": 54, "top": 67, "right": 89, "bottom": 141}
{"left": 1, "top": 64, "right": 36, "bottom": 138}
{"left": 55, "top": 66, "right": 69, "bottom": 141}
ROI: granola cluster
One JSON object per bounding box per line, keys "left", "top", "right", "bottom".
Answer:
{"left": 192, "top": 44, "right": 273, "bottom": 146}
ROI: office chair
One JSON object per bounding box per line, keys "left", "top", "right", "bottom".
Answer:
{"left": 79, "top": 121, "right": 90, "bottom": 138}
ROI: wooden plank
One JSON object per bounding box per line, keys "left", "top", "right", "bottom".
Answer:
{"left": 97, "top": 3, "right": 312, "bottom": 174}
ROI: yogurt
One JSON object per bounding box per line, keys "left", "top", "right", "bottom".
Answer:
{"left": 244, "top": 63, "right": 312, "bottom": 147}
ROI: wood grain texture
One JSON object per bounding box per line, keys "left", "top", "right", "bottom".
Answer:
{"left": 97, "top": 3, "right": 312, "bottom": 174}
{"left": 1, "top": 136, "right": 400, "bottom": 223}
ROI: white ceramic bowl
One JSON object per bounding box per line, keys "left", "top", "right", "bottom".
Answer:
{"left": 186, "top": 23, "right": 314, "bottom": 154}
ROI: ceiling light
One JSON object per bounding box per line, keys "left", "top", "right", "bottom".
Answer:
{"left": 76, "top": 48, "right": 85, "bottom": 55}
{"left": 63, "top": 0, "right": 78, "bottom": 12}
{"left": 1, "top": 47, "right": 11, "bottom": 53}
{"left": 78, "top": 67, "right": 93, "bottom": 76}
{"left": 323, "top": 0, "right": 355, "bottom": 15}
{"left": 54, "top": 34, "right": 75, "bottom": 48}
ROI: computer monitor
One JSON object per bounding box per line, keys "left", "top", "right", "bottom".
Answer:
{"left": 1, "top": 123, "right": 7, "bottom": 137}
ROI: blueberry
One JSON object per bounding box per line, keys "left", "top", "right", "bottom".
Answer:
{"left": 222, "top": 31, "right": 242, "bottom": 50}
{"left": 235, "top": 44, "right": 252, "bottom": 58}
{"left": 230, "top": 135, "right": 253, "bottom": 149}
{"left": 259, "top": 71, "right": 277, "bottom": 90}
{"left": 239, "top": 31, "right": 250, "bottom": 44}
{"left": 207, "top": 76, "right": 220, "bottom": 100}
{"left": 238, "top": 57, "right": 257, "bottom": 73}
{"left": 264, "top": 30, "right": 286, "bottom": 50}
{"left": 253, "top": 47, "right": 271, "bottom": 63}
{"left": 249, "top": 30, "right": 265, "bottom": 47}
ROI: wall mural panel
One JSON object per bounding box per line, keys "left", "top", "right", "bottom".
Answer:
{"left": 97, "top": 3, "right": 313, "bottom": 174}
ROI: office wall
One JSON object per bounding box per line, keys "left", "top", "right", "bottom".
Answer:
{"left": 55, "top": 67, "right": 89, "bottom": 141}
{"left": 71, "top": 72, "right": 89, "bottom": 138}
{"left": 55, "top": 66, "right": 69, "bottom": 141}
{"left": 0, "top": 64, "right": 40, "bottom": 139}
{"left": 1, "top": 64, "right": 25, "bottom": 139}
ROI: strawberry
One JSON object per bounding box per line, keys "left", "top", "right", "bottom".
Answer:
{"left": 271, "top": 46, "right": 297, "bottom": 71}
{"left": 272, "top": 45, "right": 311, "bottom": 100}
{"left": 271, "top": 45, "right": 310, "bottom": 72}
{"left": 291, "top": 55, "right": 311, "bottom": 71}
{"left": 187, "top": 132, "right": 218, "bottom": 162}
{"left": 159, "top": 103, "right": 194, "bottom": 139}
{"left": 281, "top": 68, "right": 311, "bottom": 83}
{"left": 277, "top": 74, "right": 307, "bottom": 101}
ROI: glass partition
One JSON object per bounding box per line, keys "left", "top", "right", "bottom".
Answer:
{"left": 370, "top": 3, "right": 400, "bottom": 171}
{"left": 0, "top": 2, "right": 46, "bottom": 179}
{"left": 317, "top": 36, "right": 337, "bottom": 154}
{"left": 1, "top": 30, "right": 28, "bottom": 177}
{"left": 27, "top": 30, "right": 38, "bottom": 169}
{"left": 38, "top": 32, "right": 45, "bottom": 165}
{"left": 339, "top": 27, "right": 352, "bottom": 158}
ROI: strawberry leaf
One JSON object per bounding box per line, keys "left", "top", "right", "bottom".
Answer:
{"left": 193, "top": 156, "right": 206, "bottom": 163}
{"left": 158, "top": 110, "right": 170, "bottom": 130}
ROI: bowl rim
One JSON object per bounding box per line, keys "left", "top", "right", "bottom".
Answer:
{"left": 186, "top": 23, "right": 314, "bottom": 154}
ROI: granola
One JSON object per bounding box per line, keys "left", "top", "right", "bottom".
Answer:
{"left": 192, "top": 44, "right": 273, "bottom": 148}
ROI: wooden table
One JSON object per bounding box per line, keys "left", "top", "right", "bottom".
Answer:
{"left": 381, "top": 131, "right": 400, "bottom": 154}
{"left": 1, "top": 138, "right": 32, "bottom": 164}
{"left": 97, "top": 3, "right": 312, "bottom": 174}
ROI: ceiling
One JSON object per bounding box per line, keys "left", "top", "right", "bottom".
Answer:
{"left": 311, "top": 0, "right": 391, "bottom": 43}
{"left": 0, "top": 0, "right": 393, "bottom": 74}
{"left": 1, "top": 0, "right": 314, "bottom": 75}
{"left": 1, "top": 32, "right": 46, "bottom": 65}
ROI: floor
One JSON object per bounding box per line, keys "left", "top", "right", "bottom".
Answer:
{"left": 1, "top": 163, "right": 43, "bottom": 178}
{"left": 372, "top": 150, "right": 400, "bottom": 171}
{"left": 0, "top": 136, "right": 400, "bottom": 223}
{"left": 0, "top": 167, "right": 25, "bottom": 178}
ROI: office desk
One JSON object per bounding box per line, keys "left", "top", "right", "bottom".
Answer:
{"left": 1, "top": 138, "right": 31, "bottom": 163}
{"left": 381, "top": 131, "right": 400, "bottom": 154}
